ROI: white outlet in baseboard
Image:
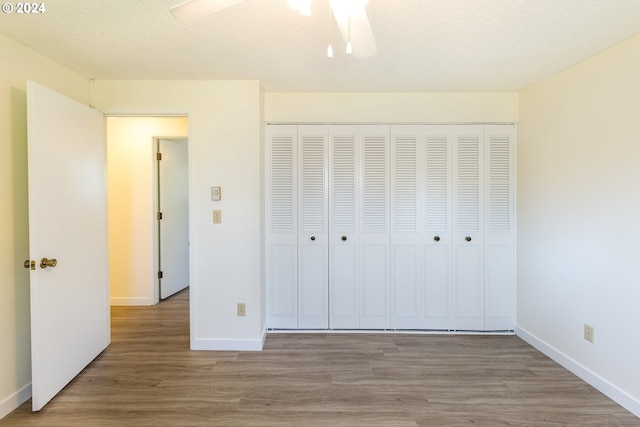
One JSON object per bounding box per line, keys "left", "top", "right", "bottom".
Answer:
{"left": 584, "top": 324, "right": 594, "bottom": 343}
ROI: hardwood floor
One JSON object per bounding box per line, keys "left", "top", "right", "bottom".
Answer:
{"left": 3, "top": 289, "right": 638, "bottom": 427}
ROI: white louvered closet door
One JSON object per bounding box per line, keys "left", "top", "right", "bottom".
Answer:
{"left": 484, "top": 125, "right": 515, "bottom": 330}
{"left": 329, "top": 125, "right": 359, "bottom": 328}
{"left": 267, "top": 123, "right": 514, "bottom": 332}
{"left": 452, "top": 125, "right": 485, "bottom": 330}
{"left": 329, "top": 125, "right": 390, "bottom": 329}
{"left": 390, "top": 125, "right": 421, "bottom": 329}
{"left": 359, "top": 125, "right": 390, "bottom": 329}
{"left": 422, "top": 125, "right": 454, "bottom": 329}
{"left": 297, "top": 125, "right": 329, "bottom": 329}
{"left": 266, "top": 125, "right": 298, "bottom": 328}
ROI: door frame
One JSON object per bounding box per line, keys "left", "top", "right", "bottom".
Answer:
{"left": 104, "top": 113, "right": 192, "bottom": 312}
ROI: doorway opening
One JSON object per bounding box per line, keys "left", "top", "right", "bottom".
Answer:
{"left": 106, "top": 116, "right": 189, "bottom": 306}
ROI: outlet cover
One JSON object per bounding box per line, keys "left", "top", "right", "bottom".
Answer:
{"left": 237, "top": 303, "right": 246, "bottom": 317}
{"left": 584, "top": 324, "right": 594, "bottom": 343}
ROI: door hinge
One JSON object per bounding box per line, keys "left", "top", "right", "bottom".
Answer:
{"left": 157, "top": 153, "right": 162, "bottom": 160}
{"left": 157, "top": 212, "right": 163, "bottom": 220}
{"left": 158, "top": 271, "right": 163, "bottom": 279}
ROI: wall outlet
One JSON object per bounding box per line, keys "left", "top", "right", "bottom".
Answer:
{"left": 237, "top": 303, "right": 246, "bottom": 317}
{"left": 584, "top": 324, "right": 594, "bottom": 343}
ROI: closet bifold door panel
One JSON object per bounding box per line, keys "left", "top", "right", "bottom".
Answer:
{"left": 328, "top": 125, "right": 358, "bottom": 328}
{"left": 297, "top": 125, "right": 329, "bottom": 329}
{"left": 390, "top": 125, "right": 421, "bottom": 329}
{"left": 452, "top": 125, "right": 485, "bottom": 330}
{"left": 484, "top": 124, "right": 515, "bottom": 331}
{"left": 422, "top": 125, "right": 454, "bottom": 329}
{"left": 359, "top": 125, "right": 390, "bottom": 329}
{"left": 329, "top": 125, "right": 390, "bottom": 329}
{"left": 266, "top": 124, "right": 298, "bottom": 328}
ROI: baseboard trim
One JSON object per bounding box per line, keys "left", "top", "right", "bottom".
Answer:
{"left": 110, "top": 297, "right": 154, "bottom": 306}
{"left": 268, "top": 329, "right": 514, "bottom": 335}
{"left": 191, "top": 329, "right": 266, "bottom": 352}
{"left": 516, "top": 325, "right": 640, "bottom": 418}
{"left": 0, "top": 383, "right": 31, "bottom": 420}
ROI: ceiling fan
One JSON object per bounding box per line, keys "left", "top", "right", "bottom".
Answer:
{"left": 169, "top": 0, "right": 377, "bottom": 59}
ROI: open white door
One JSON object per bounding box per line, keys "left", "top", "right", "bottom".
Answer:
{"left": 26, "top": 81, "right": 110, "bottom": 411}
{"left": 158, "top": 138, "right": 190, "bottom": 299}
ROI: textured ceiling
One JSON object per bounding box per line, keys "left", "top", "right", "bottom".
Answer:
{"left": 1, "top": 0, "right": 640, "bottom": 92}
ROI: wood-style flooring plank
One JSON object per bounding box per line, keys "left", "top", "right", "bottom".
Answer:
{"left": 2, "top": 289, "right": 638, "bottom": 426}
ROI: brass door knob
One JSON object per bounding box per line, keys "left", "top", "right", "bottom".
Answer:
{"left": 40, "top": 258, "right": 58, "bottom": 269}
{"left": 24, "top": 260, "right": 35, "bottom": 270}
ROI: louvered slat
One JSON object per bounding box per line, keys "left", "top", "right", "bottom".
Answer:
{"left": 394, "top": 136, "right": 417, "bottom": 232}
{"left": 456, "top": 136, "right": 480, "bottom": 232}
{"left": 332, "top": 136, "right": 356, "bottom": 231}
{"left": 363, "top": 136, "right": 386, "bottom": 232}
{"left": 301, "top": 135, "right": 325, "bottom": 231}
{"left": 489, "top": 136, "right": 511, "bottom": 233}
{"left": 270, "top": 135, "right": 294, "bottom": 232}
{"left": 425, "top": 136, "right": 449, "bottom": 231}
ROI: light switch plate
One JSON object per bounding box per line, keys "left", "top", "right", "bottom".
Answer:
{"left": 211, "top": 186, "right": 221, "bottom": 201}
{"left": 213, "top": 210, "right": 222, "bottom": 224}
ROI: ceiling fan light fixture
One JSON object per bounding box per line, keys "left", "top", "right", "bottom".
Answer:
{"left": 288, "top": 0, "right": 312, "bottom": 16}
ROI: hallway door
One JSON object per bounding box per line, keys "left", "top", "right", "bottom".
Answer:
{"left": 157, "top": 138, "right": 190, "bottom": 299}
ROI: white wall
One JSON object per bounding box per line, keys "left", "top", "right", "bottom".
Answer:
{"left": 107, "top": 117, "right": 188, "bottom": 306}
{"left": 96, "top": 84, "right": 519, "bottom": 353}
{"left": 0, "top": 33, "right": 90, "bottom": 418}
{"left": 517, "top": 33, "right": 640, "bottom": 416}
{"left": 94, "top": 80, "right": 265, "bottom": 350}
{"left": 265, "top": 92, "right": 518, "bottom": 123}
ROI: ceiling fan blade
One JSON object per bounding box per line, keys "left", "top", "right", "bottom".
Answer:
{"left": 170, "top": 0, "right": 246, "bottom": 19}
{"left": 332, "top": 8, "right": 377, "bottom": 59}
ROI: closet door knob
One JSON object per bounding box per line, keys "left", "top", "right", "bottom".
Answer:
{"left": 341, "top": 236, "right": 347, "bottom": 241}
{"left": 465, "top": 236, "right": 472, "bottom": 242}
{"left": 310, "top": 235, "right": 316, "bottom": 241}
{"left": 433, "top": 236, "right": 440, "bottom": 242}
